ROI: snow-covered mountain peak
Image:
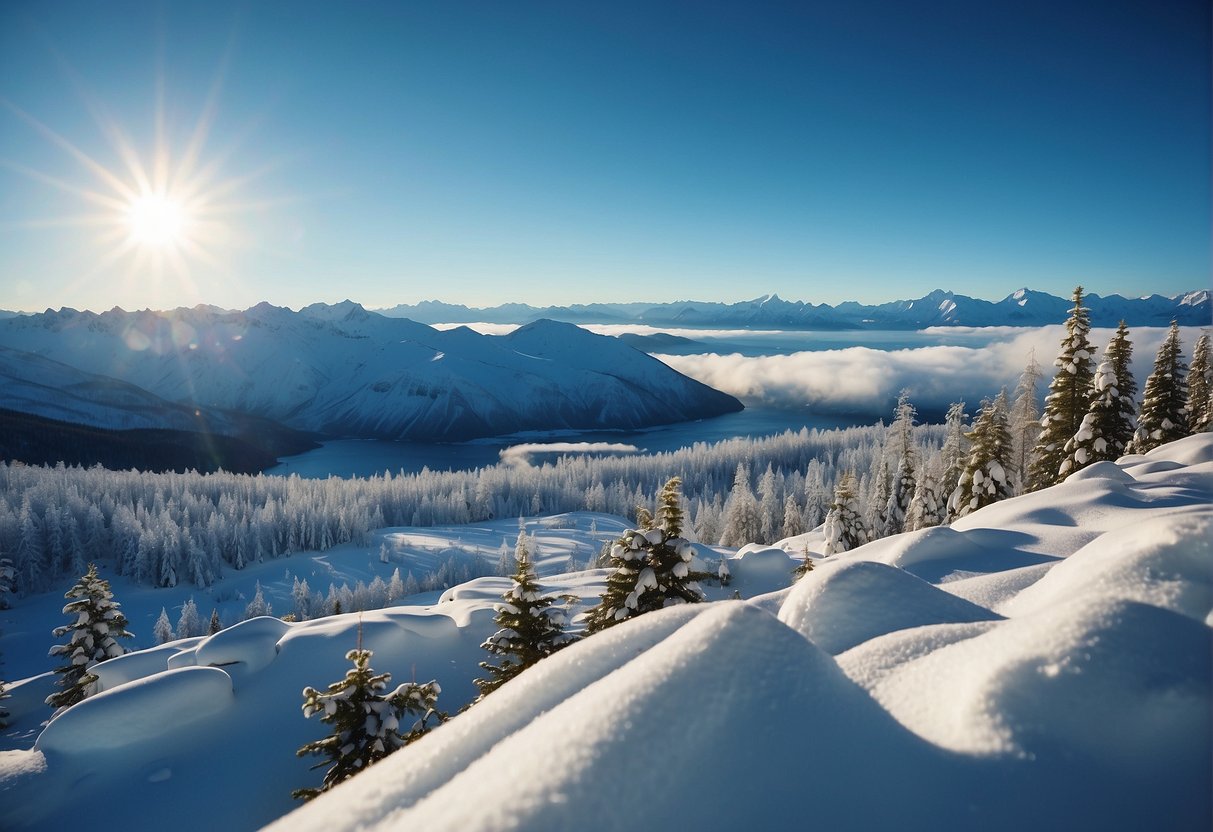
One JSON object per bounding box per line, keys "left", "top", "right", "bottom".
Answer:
{"left": 299, "top": 300, "right": 373, "bottom": 322}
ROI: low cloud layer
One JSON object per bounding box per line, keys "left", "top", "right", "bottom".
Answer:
{"left": 656, "top": 326, "right": 1198, "bottom": 417}
{"left": 500, "top": 441, "right": 640, "bottom": 467}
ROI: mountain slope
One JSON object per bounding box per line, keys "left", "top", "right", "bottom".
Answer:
{"left": 378, "top": 288, "right": 1211, "bottom": 329}
{"left": 0, "top": 304, "right": 742, "bottom": 442}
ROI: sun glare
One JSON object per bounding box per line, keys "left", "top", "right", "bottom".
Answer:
{"left": 127, "top": 193, "right": 187, "bottom": 248}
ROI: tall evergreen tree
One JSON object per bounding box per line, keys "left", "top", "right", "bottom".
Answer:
{"left": 883, "top": 390, "right": 918, "bottom": 536}
{"left": 905, "top": 456, "right": 945, "bottom": 531}
{"left": 1060, "top": 326, "right": 1136, "bottom": 475}
{"left": 474, "top": 531, "right": 575, "bottom": 699}
{"left": 293, "top": 646, "right": 443, "bottom": 801}
{"left": 46, "top": 563, "right": 133, "bottom": 710}
{"left": 1129, "top": 322, "right": 1189, "bottom": 453}
{"left": 586, "top": 477, "right": 707, "bottom": 633}
{"left": 245, "top": 581, "right": 273, "bottom": 619}
{"left": 718, "top": 465, "right": 761, "bottom": 547}
{"left": 1028, "top": 286, "right": 1096, "bottom": 490}
{"left": 1008, "top": 350, "right": 1043, "bottom": 494}
{"left": 938, "top": 402, "right": 969, "bottom": 501}
{"left": 0, "top": 554, "right": 14, "bottom": 610}
{"left": 153, "top": 607, "right": 175, "bottom": 644}
{"left": 948, "top": 391, "right": 1014, "bottom": 520}
{"left": 177, "top": 596, "right": 203, "bottom": 639}
{"left": 208, "top": 608, "right": 222, "bottom": 635}
{"left": 821, "top": 473, "right": 869, "bottom": 556}
{"left": 1187, "top": 330, "right": 1212, "bottom": 432}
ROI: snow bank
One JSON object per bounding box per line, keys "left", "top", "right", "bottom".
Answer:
{"left": 778, "top": 559, "right": 1001, "bottom": 654}
{"left": 37, "top": 666, "right": 234, "bottom": 754}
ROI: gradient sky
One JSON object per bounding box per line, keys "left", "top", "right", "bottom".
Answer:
{"left": 1, "top": 0, "right": 1209, "bottom": 313}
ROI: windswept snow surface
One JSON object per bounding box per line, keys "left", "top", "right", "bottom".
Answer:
{"left": 1, "top": 436, "right": 1210, "bottom": 831}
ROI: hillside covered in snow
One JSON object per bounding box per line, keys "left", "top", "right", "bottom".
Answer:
{"left": 379, "top": 287, "right": 1211, "bottom": 329}
{"left": 0, "top": 303, "right": 742, "bottom": 442}
{"left": 0, "top": 434, "right": 1208, "bottom": 831}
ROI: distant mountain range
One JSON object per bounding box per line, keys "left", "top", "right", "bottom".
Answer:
{"left": 376, "top": 288, "right": 1211, "bottom": 329}
{"left": 0, "top": 302, "right": 742, "bottom": 453}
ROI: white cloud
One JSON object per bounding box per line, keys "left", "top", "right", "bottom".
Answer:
{"left": 500, "top": 441, "right": 640, "bottom": 467}
{"left": 655, "top": 326, "right": 1196, "bottom": 415}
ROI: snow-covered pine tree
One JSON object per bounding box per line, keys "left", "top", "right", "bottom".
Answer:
{"left": 46, "top": 563, "right": 133, "bottom": 709}
{"left": 1186, "top": 330, "right": 1212, "bottom": 432}
{"left": 1129, "top": 322, "right": 1189, "bottom": 454}
{"left": 948, "top": 391, "right": 1013, "bottom": 520}
{"left": 586, "top": 477, "right": 707, "bottom": 633}
{"left": 938, "top": 402, "right": 969, "bottom": 501}
{"left": 821, "top": 473, "right": 868, "bottom": 556}
{"left": 1008, "top": 350, "right": 1043, "bottom": 494}
{"left": 883, "top": 390, "right": 918, "bottom": 536}
{"left": 791, "top": 546, "right": 815, "bottom": 580}
{"left": 245, "top": 581, "right": 273, "bottom": 619}
{"left": 717, "top": 555, "right": 732, "bottom": 587}
{"left": 0, "top": 554, "right": 14, "bottom": 610}
{"left": 779, "top": 492, "right": 805, "bottom": 539}
{"left": 757, "top": 465, "right": 782, "bottom": 544}
{"left": 474, "top": 531, "right": 575, "bottom": 700}
{"left": 905, "top": 455, "right": 945, "bottom": 531}
{"left": 293, "top": 646, "right": 443, "bottom": 801}
{"left": 1059, "top": 326, "right": 1136, "bottom": 475}
{"left": 153, "top": 607, "right": 175, "bottom": 644}
{"left": 208, "top": 608, "right": 222, "bottom": 635}
{"left": 718, "top": 464, "right": 761, "bottom": 547}
{"left": 1028, "top": 286, "right": 1096, "bottom": 490}
{"left": 177, "top": 596, "right": 202, "bottom": 639}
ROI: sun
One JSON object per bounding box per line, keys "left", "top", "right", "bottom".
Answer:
{"left": 127, "top": 193, "right": 187, "bottom": 249}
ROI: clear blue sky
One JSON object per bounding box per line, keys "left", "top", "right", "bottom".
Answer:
{"left": 1, "top": 0, "right": 1208, "bottom": 312}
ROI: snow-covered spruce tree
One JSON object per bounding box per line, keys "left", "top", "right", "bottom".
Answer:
{"left": 1028, "top": 286, "right": 1096, "bottom": 490}
{"left": 153, "top": 607, "right": 174, "bottom": 644}
{"left": 0, "top": 553, "right": 14, "bottom": 610}
{"left": 718, "top": 464, "right": 761, "bottom": 548}
{"left": 938, "top": 401, "right": 969, "bottom": 501}
{"left": 1008, "top": 350, "right": 1043, "bottom": 494}
{"left": 905, "top": 456, "right": 945, "bottom": 531}
{"left": 948, "top": 391, "right": 1013, "bottom": 521}
{"left": 46, "top": 563, "right": 133, "bottom": 710}
{"left": 293, "top": 646, "right": 443, "bottom": 801}
{"left": 1128, "top": 322, "right": 1189, "bottom": 453}
{"left": 883, "top": 390, "right": 918, "bottom": 536}
{"left": 1059, "top": 326, "right": 1136, "bottom": 475}
{"left": 245, "top": 580, "right": 272, "bottom": 619}
{"left": 1187, "top": 330, "right": 1212, "bottom": 432}
{"left": 208, "top": 608, "right": 222, "bottom": 635}
{"left": 177, "top": 596, "right": 202, "bottom": 638}
{"left": 474, "top": 531, "right": 575, "bottom": 700}
{"left": 821, "top": 473, "right": 868, "bottom": 556}
{"left": 586, "top": 477, "right": 707, "bottom": 633}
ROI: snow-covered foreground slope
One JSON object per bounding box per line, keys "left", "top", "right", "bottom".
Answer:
{"left": 0, "top": 303, "right": 742, "bottom": 441}
{"left": 1, "top": 436, "right": 1210, "bottom": 831}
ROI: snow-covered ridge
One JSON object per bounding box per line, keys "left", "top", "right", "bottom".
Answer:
{"left": 0, "top": 304, "right": 742, "bottom": 442}
{"left": 376, "top": 287, "right": 1211, "bottom": 329}
{"left": 1, "top": 434, "right": 1208, "bottom": 831}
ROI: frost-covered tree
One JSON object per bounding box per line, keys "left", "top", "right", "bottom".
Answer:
{"left": 153, "top": 607, "right": 175, "bottom": 644}
{"left": 176, "top": 596, "right": 203, "bottom": 639}
{"left": 757, "top": 465, "right": 782, "bottom": 544}
{"left": 821, "top": 473, "right": 868, "bottom": 556}
{"left": 1028, "top": 286, "right": 1096, "bottom": 490}
{"left": 1008, "top": 351, "right": 1043, "bottom": 494}
{"left": 949, "top": 391, "right": 1013, "bottom": 520}
{"left": 46, "top": 563, "right": 133, "bottom": 709}
{"left": 779, "top": 493, "right": 805, "bottom": 539}
{"left": 586, "top": 477, "right": 706, "bottom": 633}
{"left": 938, "top": 402, "right": 969, "bottom": 501}
{"left": 208, "top": 608, "right": 222, "bottom": 635}
{"left": 883, "top": 391, "right": 918, "bottom": 536}
{"left": 293, "top": 646, "right": 443, "bottom": 801}
{"left": 474, "top": 531, "right": 574, "bottom": 699}
{"left": 1186, "top": 330, "right": 1212, "bottom": 432}
{"left": 0, "top": 554, "right": 14, "bottom": 610}
{"left": 905, "top": 456, "right": 945, "bottom": 531}
{"left": 245, "top": 581, "right": 273, "bottom": 619}
{"left": 718, "top": 464, "right": 761, "bottom": 547}
{"left": 1059, "top": 326, "right": 1136, "bottom": 475}
{"left": 1129, "top": 322, "right": 1189, "bottom": 454}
